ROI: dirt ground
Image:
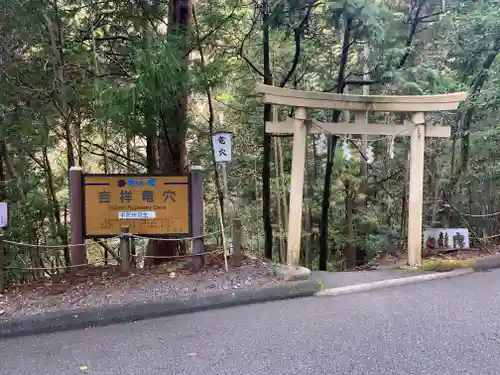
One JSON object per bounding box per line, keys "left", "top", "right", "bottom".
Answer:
{"left": 0, "top": 252, "right": 277, "bottom": 319}
{"left": 2, "top": 245, "right": 495, "bottom": 319}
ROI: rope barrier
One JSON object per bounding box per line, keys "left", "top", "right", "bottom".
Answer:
{"left": 4, "top": 248, "right": 227, "bottom": 269}
{"left": 2, "top": 226, "right": 232, "bottom": 249}
{"left": 1, "top": 226, "right": 234, "bottom": 270}
{"left": 4, "top": 260, "right": 107, "bottom": 271}
{"left": 311, "top": 120, "right": 416, "bottom": 142}
{"left": 2, "top": 235, "right": 122, "bottom": 249}
{"left": 420, "top": 198, "right": 500, "bottom": 218}
{"left": 4, "top": 247, "right": 227, "bottom": 269}
{"left": 125, "top": 225, "right": 232, "bottom": 241}
{"left": 133, "top": 249, "right": 224, "bottom": 259}
{"left": 455, "top": 211, "right": 500, "bottom": 218}
{"left": 477, "top": 232, "right": 500, "bottom": 240}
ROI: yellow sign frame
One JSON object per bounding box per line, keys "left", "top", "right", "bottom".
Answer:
{"left": 82, "top": 174, "right": 191, "bottom": 238}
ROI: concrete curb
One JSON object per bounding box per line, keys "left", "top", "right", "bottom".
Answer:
{"left": 473, "top": 254, "right": 500, "bottom": 271}
{"left": 0, "top": 280, "right": 320, "bottom": 339}
{"left": 316, "top": 269, "right": 474, "bottom": 297}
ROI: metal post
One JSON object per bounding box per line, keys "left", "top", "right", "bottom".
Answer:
{"left": 120, "top": 226, "right": 130, "bottom": 275}
{"left": 220, "top": 162, "right": 232, "bottom": 254}
{"left": 232, "top": 218, "right": 242, "bottom": 267}
{"left": 190, "top": 166, "right": 204, "bottom": 270}
{"left": 69, "top": 166, "right": 86, "bottom": 271}
{"left": 0, "top": 234, "right": 4, "bottom": 292}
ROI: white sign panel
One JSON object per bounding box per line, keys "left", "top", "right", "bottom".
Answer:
{"left": 423, "top": 228, "right": 470, "bottom": 250}
{"left": 0, "top": 202, "right": 8, "bottom": 228}
{"left": 212, "top": 131, "right": 232, "bottom": 163}
{"left": 119, "top": 211, "right": 156, "bottom": 219}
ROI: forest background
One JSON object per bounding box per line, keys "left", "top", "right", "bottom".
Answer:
{"left": 1, "top": 0, "right": 498, "bottom": 282}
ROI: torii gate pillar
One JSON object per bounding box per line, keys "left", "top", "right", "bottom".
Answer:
{"left": 287, "top": 107, "right": 308, "bottom": 267}
{"left": 407, "top": 112, "right": 426, "bottom": 267}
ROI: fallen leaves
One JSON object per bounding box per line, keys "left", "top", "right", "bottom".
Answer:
{"left": 1, "top": 255, "right": 277, "bottom": 319}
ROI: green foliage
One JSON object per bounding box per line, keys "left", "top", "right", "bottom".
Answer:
{"left": 2, "top": 0, "right": 500, "bottom": 282}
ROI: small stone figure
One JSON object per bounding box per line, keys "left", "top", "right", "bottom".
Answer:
{"left": 453, "top": 232, "right": 465, "bottom": 249}
{"left": 437, "top": 233, "right": 444, "bottom": 249}
{"left": 426, "top": 236, "right": 436, "bottom": 249}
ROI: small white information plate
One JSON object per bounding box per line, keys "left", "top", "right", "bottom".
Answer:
{"left": 0, "top": 202, "right": 8, "bottom": 228}
{"left": 212, "top": 131, "right": 232, "bottom": 163}
{"left": 119, "top": 211, "right": 156, "bottom": 220}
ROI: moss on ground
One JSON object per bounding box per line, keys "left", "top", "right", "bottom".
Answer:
{"left": 420, "top": 258, "right": 476, "bottom": 271}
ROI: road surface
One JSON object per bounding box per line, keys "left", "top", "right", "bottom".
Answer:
{"left": 2, "top": 269, "right": 500, "bottom": 375}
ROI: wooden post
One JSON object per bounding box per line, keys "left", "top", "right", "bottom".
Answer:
{"left": 232, "top": 218, "right": 242, "bottom": 267}
{"left": 69, "top": 166, "right": 86, "bottom": 271}
{"left": 130, "top": 240, "right": 136, "bottom": 268}
{"left": 0, "top": 234, "right": 4, "bottom": 293}
{"left": 190, "top": 166, "right": 204, "bottom": 270}
{"left": 119, "top": 226, "right": 130, "bottom": 275}
{"left": 287, "top": 107, "right": 308, "bottom": 268}
{"left": 220, "top": 162, "right": 232, "bottom": 254}
{"left": 407, "top": 112, "right": 426, "bottom": 267}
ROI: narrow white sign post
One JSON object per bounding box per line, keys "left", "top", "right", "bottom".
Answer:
{"left": 0, "top": 202, "right": 9, "bottom": 228}
{"left": 0, "top": 201, "right": 5, "bottom": 292}
{"left": 211, "top": 131, "right": 233, "bottom": 254}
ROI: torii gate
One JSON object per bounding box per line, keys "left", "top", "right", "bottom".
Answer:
{"left": 255, "top": 83, "right": 467, "bottom": 268}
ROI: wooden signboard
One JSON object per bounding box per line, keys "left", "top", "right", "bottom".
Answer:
{"left": 82, "top": 174, "right": 190, "bottom": 238}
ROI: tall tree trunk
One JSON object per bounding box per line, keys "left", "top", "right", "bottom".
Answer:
{"left": 146, "top": 132, "right": 158, "bottom": 173}
{"left": 318, "top": 14, "right": 352, "bottom": 270}
{"left": 262, "top": 0, "right": 273, "bottom": 260}
{"left": 353, "top": 44, "right": 371, "bottom": 265}
{"left": 447, "top": 37, "right": 500, "bottom": 194}
{"left": 43, "top": 147, "right": 70, "bottom": 266}
{"left": 192, "top": 7, "right": 225, "bottom": 239}
{"left": 144, "top": 0, "right": 192, "bottom": 266}
{"left": 344, "top": 180, "right": 355, "bottom": 269}
{"left": 273, "top": 138, "right": 284, "bottom": 262}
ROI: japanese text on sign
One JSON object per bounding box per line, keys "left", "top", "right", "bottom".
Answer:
{"left": 211, "top": 131, "right": 232, "bottom": 163}
{"left": 83, "top": 175, "right": 190, "bottom": 237}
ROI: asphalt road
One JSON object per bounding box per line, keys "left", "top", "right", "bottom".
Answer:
{"left": 2, "top": 270, "right": 500, "bottom": 375}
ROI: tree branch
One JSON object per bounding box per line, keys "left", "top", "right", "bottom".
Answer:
{"left": 75, "top": 35, "right": 132, "bottom": 43}
{"left": 185, "top": 3, "right": 239, "bottom": 57}
{"left": 397, "top": 0, "right": 425, "bottom": 69}
{"left": 81, "top": 139, "right": 146, "bottom": 167}
{"left": 278, "top": 1, "right": 315, "bottom": 87}
{"left": 93, "top": 240, "right": 120, "bottom": 261}
{"left": 238, "top": 4, "right": 264, "bottom": 77}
